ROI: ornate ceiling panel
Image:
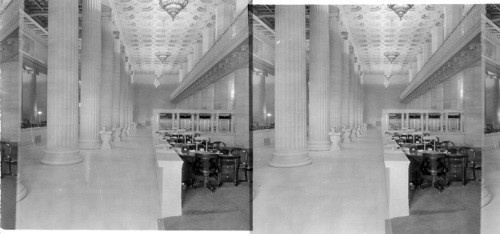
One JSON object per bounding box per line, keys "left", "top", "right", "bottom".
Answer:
{"left": 340, "top": 5, "right": 444, "bottom": 74}
{"left": 114, "top": 0, "right": 235, "bottom": 74}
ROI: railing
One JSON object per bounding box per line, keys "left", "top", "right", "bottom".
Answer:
{"left": 400, "top": 5, "right": 481, "bottom": 103}
{"left": 169, "top": 7, "right": 248, "bottom": 102}
{"left": 0, "top": 0, "right": 21, "bottom": 42}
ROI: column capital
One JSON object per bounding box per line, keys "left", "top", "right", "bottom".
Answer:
{"left": 329, "top": 6, "right": 340, "bottom": 20}
{"left": 341, "top": 31, "right": 348, "bottom": 40}
{"left": 113, "top": 31, "right": 120, "bottom": 39}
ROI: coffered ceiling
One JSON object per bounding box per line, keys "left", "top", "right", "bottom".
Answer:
{"left": 340, "top": 5, "right": 444, "bottom": 75}
{"left": 114, "top": 0, "right": 235, "bottom": 74}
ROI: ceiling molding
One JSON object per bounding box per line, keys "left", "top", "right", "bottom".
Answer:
{"left": 340, "top": 5, "right": 444, "bottom": 74}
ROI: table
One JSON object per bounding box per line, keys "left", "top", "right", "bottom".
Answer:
{"left": 404, "top": 151, "right": 468, "bottom": 187}
{"left": 176, "top": 150, "right": 241, "bottom": 187}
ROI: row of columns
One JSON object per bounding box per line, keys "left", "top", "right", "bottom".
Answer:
{"left": 42, "top": 0, "right": 135, "bottom": 165}
{"left": 270, "top": 5, "right": 365, "bottom": 168}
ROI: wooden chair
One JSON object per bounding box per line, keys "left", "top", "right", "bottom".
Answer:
{"left": 231, "top": 148, "right": 252, "bottom": 182}
{"left": 193, "top": 153, "right": 220, "bottom": 193}
{"left": 458, "top": 147, "right": 481, "bottom": 181}
{"left": 210, "top": 141, "right": 227, "bottom": 151}
{"left": 1, "top": 142, "right": 17, "bottom": 178}
{"left": 421, "top": 152, "right": 448, "bottom": 192}
{"left": 438, "top": 141, "right": 455, "bottom": 152}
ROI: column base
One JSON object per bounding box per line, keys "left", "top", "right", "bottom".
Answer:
{"left": 269, "top": 151, "right": 311, "bottom": 168}
{"left": 307, "top": 141, "right": 331, "bottom": 151}
{"left": 41, "top": 149, "right": 84, "bottom": 165}
{"left": 17, "top": 180, "right": 28, "bottom": 202}
{"left": 79, "top": 139, "right": 101, "bottom": 149}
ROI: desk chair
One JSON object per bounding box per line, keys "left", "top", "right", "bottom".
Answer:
{"left": 458, "top": 147, "right": 480, "bottom": 181}
{"left": 193, "top": 153, "right": 220, "bottom": 193}
{"left": 231, "top": 148, "right": 252, "bottom": 182}
{"left": 421, "top": 152, "right": 448, "bottom": 192}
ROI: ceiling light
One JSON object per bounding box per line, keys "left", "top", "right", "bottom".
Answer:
{"left": 159, "top": 0, "right": 189, "bottom": 20}
{"left": 383, "top": 51, "right": 400, "bottom": 64}
{"left": 387, "top": 4, "right": 414, "bottom": 20}
{"left": 155, "top": 51, "right": 171, "bottom": 64}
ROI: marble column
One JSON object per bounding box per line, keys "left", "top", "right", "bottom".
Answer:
{"left": 252, "top": 71, "right": 266, "bottom": 125}
{"left": 308, "top": 5, "right": 330, "bottom": 151}
{"left": 187, "top": 53, "right": 194, "bottom": 72}
{"left": 79, "top": 0, "right": 101, "bottom": 149}
{"left": 202, "top": 27, "right": 215, "bottom": 55}
{"left": 234, "top": 68, "right": 250, "bottom": 148}
{"left": 100, "top": 7, "right": 113, "bottom": 129}
{"left": 215, "top": 3, "right": 234, "bottom": 40}
{"left": 444, "top": 5, "right": 462, "bottom": 39}
{"left": 348, "top": 45, "right": 355, "bottom": 126}
{"left": 178, "top": 66, "right": 185, "bottom": 83}
{"left": 329, "top": 8, "right": 342, "bottom": 132}
{"left": 119, "top": 52, "right": 126, "bottom": 126}
{"left": 422, "top": 40, "right": 431, "bottom": 64}
{"left": 341, "top": 32, "right": 350, "bottom": 127}
{"left": 270, "top": 5, "right": 311, "bottom": 167}
{"left": 112, "top": 33, "right": 121, "bottom": 126}
{"left": 42, "top": 0, "right": 83, "bottom": 165}
{"left": 416, "top": 51, "right": 423, "bottom": 72}
{"left": 431, "top": 22, "right": 444, "bottom": 54}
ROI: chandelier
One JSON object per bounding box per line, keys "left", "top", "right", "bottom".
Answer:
{"left": 384, "top": 73, "right": 393, "bottom": 88}
{"left": 159, "top": 0, "right": 189, "bottom": 20}
{"left": 153, "top": 69, "right": 163, "bottom": 88}
{"left": 153, "top": 51, "right": 170, "bottom": 88}
{"left": 155, "top": 51, "right": 171, "bottom": 64}
{"left": 387, "top": 4, "right": 414, "bottom": 20}
{"left": 384, "top": 51, "right": 400, "bottom": 64}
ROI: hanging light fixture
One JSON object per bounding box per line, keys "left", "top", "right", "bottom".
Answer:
{"left": 384, "top": 73, "right": 393, "bottom": 88}
{"left": 153, "top": 69, "right": 163, "bottom": 88}
{"left": 153, "top": 51, "right": 170, "bottom": 88}
{"left": 384, "top": 51, "right": 400, "bottom": 64}
{"left": 155, "top": 51, "right": 171, "bottom": 64}
{"left": 387, "top": 4, "right": 414, "bottom": 20}
{"left": 159, "top": 0, "right": 189, "bottom": 20}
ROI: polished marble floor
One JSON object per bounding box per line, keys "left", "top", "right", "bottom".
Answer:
{"left": 253, "top": 128, "right": 389, "bottom": 234}
{"left": 481, "top": 148, "right": 500, "bottom": 234}
{"left": 16, "top": 128, "right": 160, "bottom": 229}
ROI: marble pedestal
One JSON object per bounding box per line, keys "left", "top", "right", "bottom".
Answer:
{"left": 329, "top": 131, "right": 341, "bottom": 151}
{"left": 113, "top": 128, "right": 122, "bottom": 142}
{"left": 100, "top": 130, "right": 113, "bottom": 149}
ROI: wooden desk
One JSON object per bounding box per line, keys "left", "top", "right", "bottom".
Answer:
{"left": 446, "top": 153, "right": 467, "bottom": 186}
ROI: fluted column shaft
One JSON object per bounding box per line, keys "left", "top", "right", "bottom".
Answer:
{"left": 42, "top": 0, "right": 82, "bottom": 165}
{"left": 308, "top": 5, "right": 330, "bottom": 151}
{"left": 119, "top": 54, "right": 126, "bottom": 125}
{"left": 79, "top": 0, "right": 102, "bottom": 149}
{"left": 112, "top": 36, "right": 121, "bottom": 126}
{"left": 252, "top": 71, "right": 266, "bottom": 125}
{"left": 270, "top": 5, "right": 311, "bottom": 167}
{"left": 100, "top": 10, "right": 113, "bottom": 129}
{"left": 353, "top": 62, "right": 358, "bottom": 124}
{"left": 348, "top": 46, "right": 355, "bottom": 126}
{"left": 341, "top": 34, "right": 350, "bottom": 127}
{"left": 329, "top": 9, "right": 342, "bottom": 131}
